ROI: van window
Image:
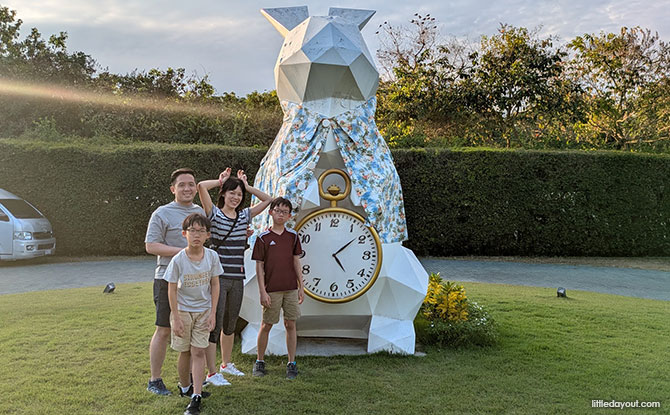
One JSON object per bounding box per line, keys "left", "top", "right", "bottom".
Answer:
{"left": 0, "top": 199, "right": 44, "bottom": 219}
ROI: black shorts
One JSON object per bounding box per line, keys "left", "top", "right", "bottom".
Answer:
{"left": 209, "top": 278, "right": 244, "bottom": 343}
{"left": 153, "top": 278, "right": 171, "bottom": 328}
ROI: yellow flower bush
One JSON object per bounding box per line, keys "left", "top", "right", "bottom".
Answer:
{"left": 422, "top": 273, "right": 469, "bottom": 323}
{"left": 415, "top": 272, "right": 498, "bottom": 347}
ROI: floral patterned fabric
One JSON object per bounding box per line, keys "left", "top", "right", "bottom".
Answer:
{"left": 251, "top": 97, "right": 408, "bottom": 243}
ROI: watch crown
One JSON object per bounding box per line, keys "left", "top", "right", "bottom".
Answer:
{"left": 327, "top": 184, "right": 341, "bottom": 196}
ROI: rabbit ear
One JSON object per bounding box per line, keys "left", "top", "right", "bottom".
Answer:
{"left": 260, "top": 6, "right": 309, "bottom": 37}
{"left": 328, "top": 8, "right": 375, "bottom": 30}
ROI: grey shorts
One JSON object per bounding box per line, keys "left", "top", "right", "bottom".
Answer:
{"left": 153, "top": 278, "right": 171, "bottom": 328}
{"left": 209, "top": 278, "right": 244, "bottom": 343}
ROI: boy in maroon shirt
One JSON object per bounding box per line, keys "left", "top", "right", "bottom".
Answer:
{"left": 251, "top": 197, "right": 304, "bottom": 379}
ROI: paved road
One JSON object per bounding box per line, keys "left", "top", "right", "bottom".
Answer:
{"left": 420, "top": 258, "right": 670, "bottom": 301}
{"left": 0, "top": 258, "right": 155, "bottom": 295}
{"left": 1, "top": 257, "right": 669, "bottom": 300}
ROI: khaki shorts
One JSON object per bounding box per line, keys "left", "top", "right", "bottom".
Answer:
{"left": 170, "top": 310, "right": 211, "bottom": 352}
{"left": 263, "top": 290, "right": 301, "bottom": 324}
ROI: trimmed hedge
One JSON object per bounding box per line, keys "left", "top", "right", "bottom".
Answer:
{"left": 1, "top": 139, "right": 669, "bottom": 256}
{"left": 395, "top": 148, "right": 670, "bottom": 256}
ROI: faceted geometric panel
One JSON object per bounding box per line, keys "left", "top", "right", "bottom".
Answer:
{"left": 240, "top": 323, "right": 259, "bottom": 354}
{"left": 367, "top": 243, "right": 428, "bottom": 321}
{"left": 331, "top": 45, "right": 365, "bottom": 67}
{"left": 368, "top": 315, "right": 415, "bottom": 354}
{"left": 300, "top": 179, "right": 321, "bottom": 210}
{"left": 349, "top": 54, "right": 379, "bottom": 100}
{"left": 331, "top": 22, "right": 374, "bottom": 62}
{"left": 301, "top": 24, "right": 337, "bottom": 61}
{"left": 240, "top": 251, "right": 262, "bottom": 324}
{"left": 301, "top": 16, "right": 331, "bottom": 44}
{"left": 280, "top": 49, "right": 311, "bottom": 66}
{"left": 371, "top": 278, "right": 421, "bottom": 321}
{"left": 261, "top": 6, "right": 309, "bottom": 37}
{"left": 328, "top": 7, "right": 375, "bottom": 30}
{"left": 312, "top": 48, "right": 350, "bottom": 66}
{"left": 277, "top": 62, "right": 311, "bottom": 104}
{"left": 240, "top": 322, "right": 288, "bottom": 356}
{"left": 304, "top": 63, "right": 362, "bottom": 102}
{"left": 382, "top": 243, "right": 430, "bottom": 295}
{"left": 304, "top": 29, "right": 360, "bottom": 65}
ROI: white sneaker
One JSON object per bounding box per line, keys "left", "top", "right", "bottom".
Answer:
{"left": 220, "top": 363, "right": 245, "bottom": 376}
{"left": 205, "top": 372, "right": 231, "bottom": 386}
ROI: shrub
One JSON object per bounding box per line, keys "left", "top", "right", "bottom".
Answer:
{"left": 393, "top": 148, "right": 670, "bottom": 256}
{"left": 0, "top": 141, "right": 669, "bottom": 256}
{"left": 415, "top": 273, "right": 498, "bottom": 347}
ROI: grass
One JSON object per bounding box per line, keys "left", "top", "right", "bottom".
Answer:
{"left": 0, "top": 282, "right": 668, "bottom": 415}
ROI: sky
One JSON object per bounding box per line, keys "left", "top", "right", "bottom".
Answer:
{"left": 3, "top": 0, "right": 669, "bottom": 95}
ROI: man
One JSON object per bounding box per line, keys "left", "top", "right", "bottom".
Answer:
{"left": 145, "top": 168, "right": 204, "bottom": 395}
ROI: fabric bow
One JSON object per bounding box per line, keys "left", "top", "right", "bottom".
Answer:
{"left": 251, "top": 97, "right": 407, "bottom": 244}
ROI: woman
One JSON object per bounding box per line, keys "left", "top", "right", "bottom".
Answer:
{"left": 198, "top": 168, "right": 272, "bottom": 383}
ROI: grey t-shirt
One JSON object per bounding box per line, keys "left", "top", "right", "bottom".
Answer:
{"left": 145, "top": 201, "right": 205, "bottom": 279}
{"left": 163, "top": 248, "right": 223, "bottom": 312}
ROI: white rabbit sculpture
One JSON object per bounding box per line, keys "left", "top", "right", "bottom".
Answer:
{"left": 240, "top": 6, "right": 428, "bottom": 355}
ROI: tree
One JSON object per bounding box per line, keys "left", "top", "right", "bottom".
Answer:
{"left": 375, "top": 14, "right": 480, "bottom": 147}
{"left": 568, "top": 27, "right": 670, "bottom": 149}
{"left": 0, "top": 5, "right": 96, "bottom": 136}
{"left": 0, "top": 7, "right": 95, "bottom": 83}
{"left": 471, "top": 25, "right": 583, "bottom": 147}
{"left": 375, "top": 20, "right": 584, "bottom": 149}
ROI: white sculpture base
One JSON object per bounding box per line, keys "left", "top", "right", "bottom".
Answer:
{"left": 239, "top": 242, "right": 428, "bottom": 355}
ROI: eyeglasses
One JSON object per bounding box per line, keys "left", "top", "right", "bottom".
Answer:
{"left": 186, "top": 228, "right": 208, "bottom": 235}
{"left": 272, "top": 208, "right": 290, "bottom": 216}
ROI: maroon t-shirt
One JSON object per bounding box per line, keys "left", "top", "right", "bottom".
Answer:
{"left": 251, "top": 228, "right": 303, "bottom": 293}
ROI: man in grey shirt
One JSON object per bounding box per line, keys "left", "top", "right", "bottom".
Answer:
{"left": 145, "top": 168, "right": 204, "bottom": 395}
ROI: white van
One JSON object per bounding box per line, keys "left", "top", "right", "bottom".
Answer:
{"left": 0, "top": 189, "right": 56, "bottom": 260}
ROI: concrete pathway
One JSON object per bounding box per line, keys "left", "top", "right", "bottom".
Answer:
{"left": 0, "top": 257, "right": 155, "bottom": 295}
{"left": 1, "top": 257, "right": 669, "bottom": 301}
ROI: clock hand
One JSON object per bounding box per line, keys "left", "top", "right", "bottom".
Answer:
{"left": 333, "top": 238, "right": 355, "bottom": 256}
{"left": 332, "top": 253, "right": 346, "bottom": 272}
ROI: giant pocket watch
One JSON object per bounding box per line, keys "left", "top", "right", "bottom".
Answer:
{"left": 296, "top": 169, "right": 382, "bottom": 303}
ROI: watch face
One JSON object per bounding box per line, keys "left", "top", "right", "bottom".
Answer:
{"left": 297, "top": 209, "right": 382, "bottom": 303}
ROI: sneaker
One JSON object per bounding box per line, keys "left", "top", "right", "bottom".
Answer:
{"left": 205, "top": 372, "right": 231, "bottom": 386}
{"left": 286, "top": 362, "right": 298, "bottom": 380}
{"left": 220, "top": 362, "right": 245, "bottom": 376}
{"left": 147, "top": 378, "right": 171, "bottom": 395}
{"left": 184, "top": 394, "right": 201, "bottom": 415}
{"left": 252, "top": 360, "right": 266, "bottom": 377}
{"left": 178, "top": 383, "right": 211, "bottom": 399}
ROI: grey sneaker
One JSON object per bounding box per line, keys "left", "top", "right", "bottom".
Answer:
{"left": 147, "top": 378, "right": 171, "bottom": 395}
{"left": 252, "top": 360, "right": 266, "bottom": 377}
{"left": 286, "top": 362, "right": 298, "bottom": 379}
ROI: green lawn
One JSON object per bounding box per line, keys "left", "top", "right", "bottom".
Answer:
{"left": 0, "top": 282, "right": 667, "bottom": 414}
